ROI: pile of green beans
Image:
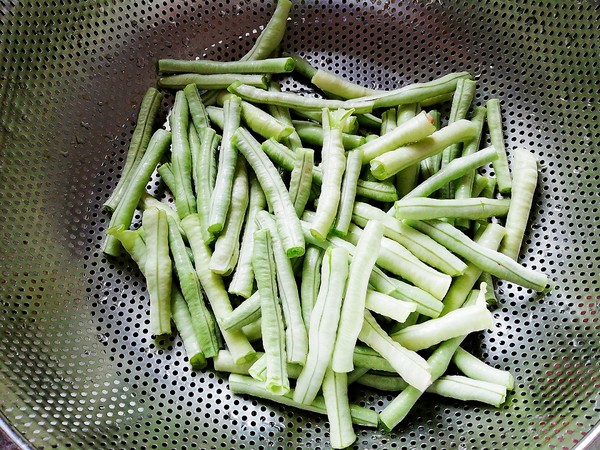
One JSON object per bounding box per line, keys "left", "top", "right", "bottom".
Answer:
{"left": 102, "top": 0, "right": 547, "bottom": 448}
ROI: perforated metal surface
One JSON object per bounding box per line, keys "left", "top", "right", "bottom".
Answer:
{"left": 0, "top": 1, "right": 598, "bottom": 449}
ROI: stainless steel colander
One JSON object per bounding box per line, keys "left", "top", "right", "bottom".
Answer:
{"left": 0, "top": 1, "right": 598, "bottom": 449}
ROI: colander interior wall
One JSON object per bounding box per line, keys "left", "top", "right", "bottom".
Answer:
{"left": 0, "top": 1, "right": 598, "bottom": 449}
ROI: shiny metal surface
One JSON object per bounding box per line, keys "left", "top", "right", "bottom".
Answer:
{"left": 0, "top": 1, "right": 598, "bottom": 448}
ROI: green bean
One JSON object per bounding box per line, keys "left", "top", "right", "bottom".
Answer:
{"left": 103, "top": 129, "right": 171, "bottom": 256}
{"left": 158, "top": 73, "right": 269, "bottom": 90}
{"left": 228, "top": 374, "right": 379, "bottom": 427}
{"left": 359, "top": 72, "right": 472, "bottom": 108}
{"left": 245, "top": 354, "right": 303, "bottom": 381}
{"left": 183, "top": 83, "right": 211, "bottom": 133}
{"left": 228, "top": 81, "right": 374, "bottom": 114}
{"left": 471, "top": 174, "right": 489, "bottom": 198}
{"left": 358, "top": 310, "right": 432, "bottom": 392}
{"left": 486, "top": 99, "right": 512, "bottom": 193}
{"left": 311, "top": 67, "right": 376, "bottom": 99}
{"left": 427, "top": 375, "right": 507, "bottom": 407}
{"left": 439, "top": 79, "right": 477, "bottom": 178}
{"left": 355, "top": 372, "right": 408, "bottom": 391}
{"left": 240, "top": 0, "right": 292, "bottom": 61}
{"left": 352, "top": 201, "right": 468, "bottom": 276}
{"left": 288, "top": 147, "right": 314, "bottom": 216}
{"left": 260, "top": 137, "right": 297, "bottom": 172}
{"left": 309, "top": 109, "right": 352, "bottom": 240}
{"left": 394, "top": 197, "right": 510, "bottom": 220}
{"left": 158, "top": 57, "right": 295, "bottom": 74}
{"left": 105, "top": 226, "right": 147, "bottom": 273}
{"left": 294, "top": 246, "right": 348, "bottom": 404}
{"left": 256, "top": 211, "right": 308, "bottom": 365}
{"left": 353, "top": 345, "right": 395, "bottom": 373}
{"left": 323, "top": 369, "right": 356, "bottom": 449}
{"left": 394, "top": 103, "right": 422, "bottom": 199}
{"left": 190, "top": 125, "right": 221, "bottom": 244}
{"left": 138, "top": 192, "right": 180, "bottom": 226}
{"left": 292, "top": 109, "right": 358, "bottom": 133}
{"left": 407, "top": 219, "right": 548, "bottom": 291}
{"left": 370, "top": 119, "right": 478, "bottom": 180}
{"left": 181, "top": 214, "right": 256, "bottom": 364}
{"left": 214, "top": 350, "right": 260, "bottom": 375}
{"left": 300, "top": 245, "right": 324, "bottom": 331}
{"left": 242, "top": 101, "right": 294, "bottom": 141}
{"left": 210, "top": 159, "right": 249, "bottom": 275}
{"left": 252, "top": 227, "right": 289, "bottom": 395}
{"left": 365, "top": 290, "right": 416, "bottom": 324}
{"left": 104, "top": 87, "right": 163, "bottom": 212}
{"left": 356, "top": 112, "right": 382, "bottom": 130}
{"left": 453, "top": 347, "right": 514, "bottom": 389}
{"left": 356, "top": 179, "right": 399, "bottom": 202}
{"left": 391, "top": 294, "right": 493, "bottom": 351}
{"left": 229, "top": 174, "right": 267, "bottom": 298}
{"left": 157, "top": 162, "right": 177, "bottom": 195}
{"left": 170, "top": 91, "right": 197, "bottom": 219}
{"left": 233, "top": 128, "right": 305, "bottom": 257}
{"left": 205, "top": 106, "right": 224, "bottom": 129}
{"left": 480, "top": 176, "right": 497, "bottom": 199}
{"left": 170, "top": 287, "right": 207, "bottom": 369}
{"left": 388, "top": 277, "right": 444, "bottom": 318}
{"left": 357, "top": 111, "right": 436, "bottom": 164}
{"left": 242, "top": 319, "right": 262, "bottom": 343}
{"left": 441, "top": 223, "right": 505, "bottom": 315}
{"left": 292, "top": 120, "right": 366, "bottom": 149}
{"left": 380, "top": 108, "right": 397, "bottom": 136}
{"left": 143, "top": 208, "right": 172, "bottom": 335}
{"left": 285, "top": 53, "right": 318, "bottom": 79}
{"left": 200, "top": 89, "right": 221, "bottom": 106}
{"left": 403, "top": 146, "right": 498, "bottom": 200}
{"left": 332, "top": 220, "right": 383, "bottom": 373}
{"left": 167, "top": 215, "right": 220, "bottom": 357}
{"left": 420, "top": 109, "right": 442, "bottom": 179}
{"left": 332, "top": 149, "right": 363, "bottom": 236}
{"left": 221, "top": 292, "right": 260, "bottom": 332}
{"left": 419, "top": 91, "right": 455, "bottom": 107}
{"left": 209, "top": 95, "right": 242, "bottom": 234}
{"left": 500, "top": 147, "right": 539, "bottom": 260}
{"left": 267, "top": 81, "right": 303, "bottom": 149}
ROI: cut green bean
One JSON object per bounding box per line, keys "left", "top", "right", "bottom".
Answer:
{"left": 256, "top": 211, "right": 308, "bottom": 365}
{"left": 427, "top": 375, "right": 507, "bottom": 407}
{"left": 205, "top": 106, "right": 224, "bottom": 129}
{"left": 332, "top": 220, "right": 383, "bottom": 373}
{"left": 167, "top": 216, "right": 220, "bottom": 357}
{"left": 143, "top": 208, "right": 172, "bottom": 335}
{"left": 103, "top": 129, "right": 172, "bottom": 256}
{"left": 403, "top": 146, "right": 499, "bottom": 200}
{"left": 471, "top": 174, "right": 489, "bottom": 198}
{"left": 487, "top": 99, "right": 512, "bottom": 193}
{"left": 171, "top": 287, "right": 207, "bottom": 369}
{"left": 286, "top": 53, "right": 319, "bottom": 79}
{"left": 184, "top": 83, "right": 211, "bottom": 133}
{"left": 353, "top": 345, "right": 395, "bottom": 373}
{"left": 105, "top": 226, "right": 147, "bottom": 271}
{"left": 209, "top": 95, "right": 242, "bottom": 234}
{"left": 233, "top": 128, "right": 305, "bottom": 257}
{"left": 358, "top": 310, "right": 432, "bottom": 392}
{"left": 228, "top": 374, "right": 379, "bottom": 427}
{"left": 309, "top": 109, "right": 352, "bottom": 240}
{"left": 252, "top": 227, "right": 289, "bottom": 395}
{"left": 293, "top": 109, "right": 358, "bottom": 133}
{"left": 453, "top": 347, "right": 514, "bottom": 389}
{"left": 157, "top": 162, "right": 177, "bottom": 194}
{"left": 288, "top": 147, "right": 314, "bottom": 217}
{"left": 357, "top": 111, "right": 436, "bottom": 164}
{"left": 391, "top": 295, "right": 493, "bottom": 351}
{"left": 388, "top": 277, "right": 444, "bottom": 318}
{"left": 248, "top": 353, "right": 269, "bottom": 381}
{"left": 323, "top": 369, "right": 356, "bottom": 449}
{"left": 311, "top": 67, "right": 376, "bottom": 99}
{"left": 210, "top": 159, "right": 249, "bottom": 275}
{"left": 214, "top": 350, "right": 260, "bottom": 375}
{"left": 352, "top": 201, "right": 468, "bottom": 276}
{"left": 268, "top": 81, "right": 303, "bottom": 149}
{"left": 181, "top": 214, "right": 255, "bottom": 364}
{"left": 292, "top": 120, "right": 366, "bottom": 149}
{"left": 421, "top": 109, "right": 442, "bottom": 179}
{"left": 241, "top": 100, "right": 294, "bottom": 141}
{"left": 365, "top": 290, "right": 416, "bottom": 323}
{"left": 356, "top": 372, "right": 408, "bottom": 391}
{"left": 229, "top": 174, "right": 267, "bottom": 298}
{"left": 370, "top": 119, "right": 478, "bottom": 180}
{"left": 228, "top": 82, "right": 374, "bottom": 114}
{"left": 480, "top": 176, "right": 497, "bottom": 199}
{"left": 221, "top": 292, "right": 260, "bottom": 332}
{"left": 357, "top": 112, "right": 383, "bottom": 130}
{"left": 380, "top": 108, "right": 397, "bottom": 136}
{"left": 300, "top": 245, "right": 324, "bottom": 330}
{"left": 407, "top": 219, "right": 548, "bottom": 291}
{"left": 500, "top": 147, "right": 538, "bottom": 260}
{"left": 359, "top": 72, "right": 472, "bottom": 108}
{"left": 158, "top": 57, "right": 295, "bottom": 74}
{"left": 242, "top": 319, "right": 262, "bottom": 343}
{"left": 394, "top": 197, "right": 510, "bottom": 220}
{"left": 240, "top": 0, "right": 292, "bottom": 61}
{"left": 138, "top": 192, "right": 180, "bottom": 226}
{"left": 170, "top": 91, "right": 196, "bottom": 219}
{"left": 158, "top": 73, "right": 269, "bottom": 90}
{"left": 294, "top": 246, "right": 348, "bottom": 404}
{"left": 441, "top": 223, "right": 505, "bottom": 315}
{"left": 104, "top": 87, "right": 163, "bottom": 212}
{"left": 332, "top": 149, "right": 363, "bottom": 236}
{"left": 190, "top": 125, "right": 221, "bottom": 244}
{"left": 395, "top": 103, "right": 421, "bottom": 199}
{"left": 356, "top": 179, "right": 399, "bottom": 202}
